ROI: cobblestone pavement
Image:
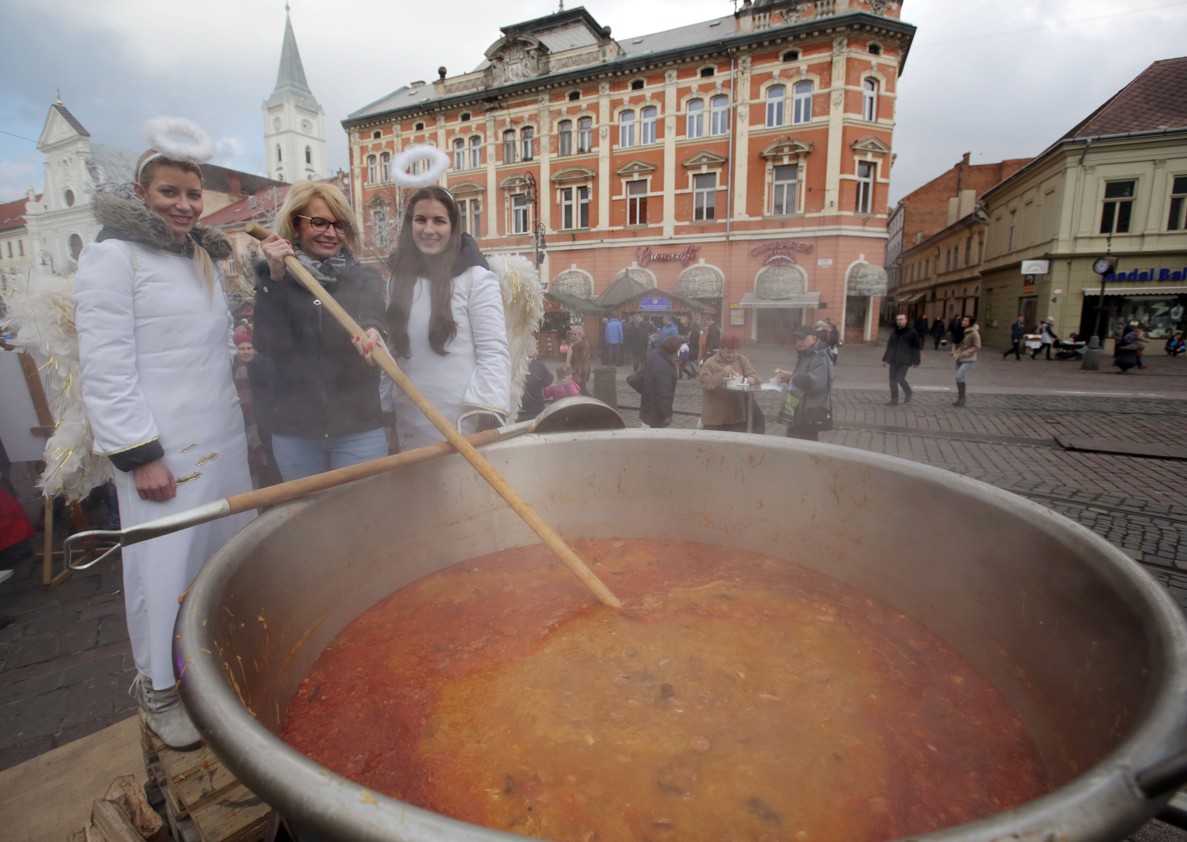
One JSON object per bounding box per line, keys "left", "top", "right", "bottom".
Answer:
{"left": 1, "top": 334, "right": 1185, "bottom": 839}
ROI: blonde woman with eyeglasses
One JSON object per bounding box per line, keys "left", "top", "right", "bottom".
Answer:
{"left": 253, "top": 181, "right": 388, "bottom": 480}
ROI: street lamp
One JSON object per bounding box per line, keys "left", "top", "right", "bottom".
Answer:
{"left": 1081, "top": 254, "right": 1116, "bottom": 371}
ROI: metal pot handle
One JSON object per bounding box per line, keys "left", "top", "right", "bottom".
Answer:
{"left": 1136, "top": 747, "right": 1187, "bottom": 799}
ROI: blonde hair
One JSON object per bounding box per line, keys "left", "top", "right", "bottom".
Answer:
{"left": 134, "top": 149, "right": 216, "bottom": 294}
{"left": 276, "top": 181, "right": 361, "bottom": 255}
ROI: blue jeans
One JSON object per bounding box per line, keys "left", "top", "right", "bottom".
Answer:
{"left": 955, "top": 361, "right": 976, "bottom": 383}
{"left": 271, "top": 429, "right": 387, "bottom": 482}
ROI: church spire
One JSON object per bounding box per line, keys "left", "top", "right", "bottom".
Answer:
{"left": 266, "top": 6, "right": 317, "bottom": 112}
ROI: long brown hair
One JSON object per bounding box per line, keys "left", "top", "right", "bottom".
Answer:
{"left": 387, "top": 186, "right": 464, "bottom": 358}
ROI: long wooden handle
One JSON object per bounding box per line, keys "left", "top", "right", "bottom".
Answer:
{"left": 245, "top": 224, "right": 621, "bottom": 608}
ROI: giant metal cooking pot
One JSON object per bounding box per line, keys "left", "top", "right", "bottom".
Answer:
{"left": 177, "top": 431, "right": 1187, "bottom": 841}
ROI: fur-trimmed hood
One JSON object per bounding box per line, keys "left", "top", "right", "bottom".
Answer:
{"left": 93, "top": 192, "right": 232, "bottom": 260}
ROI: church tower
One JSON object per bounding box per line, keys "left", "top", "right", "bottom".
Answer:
{"left": 262, "top": 5, "right": 326, "bottom": 183}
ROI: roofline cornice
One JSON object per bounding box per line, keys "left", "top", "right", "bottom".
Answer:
{"left": 342, "top": 12, "right": 915, "bottom": 131}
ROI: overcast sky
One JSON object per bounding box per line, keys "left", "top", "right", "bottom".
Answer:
{"left": 1, "top": 0, "right": 1185, "bottom": 207}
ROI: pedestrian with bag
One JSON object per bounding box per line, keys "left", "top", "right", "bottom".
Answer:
{"left": 1032, "top": 317, "right": 1058, "bottom": 360}
{"left": 639, "top": 336, "right": 681, "bottom": 428}
{"left": 775, "top": 323, "right": 833, "bottom": 442}
{"left": 1003, "top": 315, "right": 1026, "bottom": 360}
{"left": 881, "top": 313, "right": 921, "bottom": 405}
{"left": 951, "top": 315, "right": 981, "bottom": 407}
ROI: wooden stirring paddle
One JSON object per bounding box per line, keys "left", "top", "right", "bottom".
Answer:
{"left": 245, "top": 223, "right": 622, "bottom": 608}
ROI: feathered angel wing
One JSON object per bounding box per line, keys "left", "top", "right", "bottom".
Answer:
{"left": 1, "top": 272, "right": 113, "bottom": 500}
{"left": 487, "top": 254, "right": 545, "bottom": 418}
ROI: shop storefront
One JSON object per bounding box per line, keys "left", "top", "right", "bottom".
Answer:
{"left": 1081, "top": 286, "right": 1187, "bottom": 341}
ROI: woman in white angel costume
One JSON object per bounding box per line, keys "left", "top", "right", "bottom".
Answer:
{"left": 74, "top": 121, "right": 254, "bottom": 750}
{"left": 385, "top": 184, "right": 511, "bottom": 448}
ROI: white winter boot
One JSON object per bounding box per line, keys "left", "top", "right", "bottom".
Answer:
{"left": 131, "top": 674, "right": 202, "bottom": 750}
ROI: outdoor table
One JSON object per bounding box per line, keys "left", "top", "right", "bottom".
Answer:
{"left": 725, "top": 379, "right": 783, "bottom": 433}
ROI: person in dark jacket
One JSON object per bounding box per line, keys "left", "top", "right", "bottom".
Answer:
{"left": 930, "top": 317, "right": 946, "bottom": 350}
{"left": 701, "top": 318, "right": 721, "bottom": 362}
{"left": 639, "top": 336, "right": 681, "bottom": 428}
{"left": 253, "top": 181, "right": 388, "bottom": 481}
{"left": 775, "top": 324, "right": 833, "bottom": 442}
{"left": 881, "top": 313, "right": 922, "bottom": 405}
{"left": 913, "top": 315, "right": 929, "bottom": 347}
{"left": 949, "top": 314, "right": 965, "bottom": 347}
{"left": 518, "top": 350, "right": 554, "bottom": 421}
{"left": 626, "top": 314, "right": 649, "bottom": 371}
{"left": 1003, "top": 315, "right": 1026, "bottom": 360}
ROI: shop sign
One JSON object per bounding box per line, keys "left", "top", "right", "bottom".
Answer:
{"left": 635, "top": 245, "right": 699, "bottom": 268}
{"left": 638, "top": 296, "right": 671, "bottom": 311}
{"left": 749, "top": 240, "right": 814, "bottom": 265}
{"left": 1104, "top": 267, "right": 1187, "bottom": 282}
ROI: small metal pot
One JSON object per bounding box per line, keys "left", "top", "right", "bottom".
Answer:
{"left": 177, "top": 431, "right": 1187, "bottom": 841}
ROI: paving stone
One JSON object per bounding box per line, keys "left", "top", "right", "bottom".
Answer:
{"left": 61, "top": 652, "right": 125, "bottom": 687}
{"left": 0, "top": 687, "right": 68, "bottom": 748}
{"left": 61, "top": 674, "right": 120, "bottom": 729}
{"left": 3, "top": 634, "right": 61, "bottom": 670}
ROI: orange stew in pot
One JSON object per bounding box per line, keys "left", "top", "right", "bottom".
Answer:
{"left": 282, "top": 539, "right": 1049, "bottom": 841}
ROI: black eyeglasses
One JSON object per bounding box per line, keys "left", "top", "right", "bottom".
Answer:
{"left": 295, "top": 215, "right": 348, "bottom": 234}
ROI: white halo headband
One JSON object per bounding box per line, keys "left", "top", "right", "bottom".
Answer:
{"left": 138, "top": 116, "right": 216, "bottom": 183}
{"left": 391, "top": 144, "right": 450, "bottom": 188}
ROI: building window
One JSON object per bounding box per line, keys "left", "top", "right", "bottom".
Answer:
{"left": 5, "top": 242, "right": 10, "bottom": 258}
{"left": 1169, "top": 176, "right": 1187, "bottom": 230}
{"left": 458, "top": 197, "right": 482, "bottom": 238}
{"left": 18, "top": 240, "right": 23, "bottom": 256}
{"left": 619, "top": 110, "right": 636, "bottom": 148}
{"left": 578, "top": 116, "right": 593, "bottom": 153}
{"left": 305, "top": 146, "right": 312, "bottom": 165}
{"left": 68, "top": 234, "right": 83, "bottom": 261}
{"left": 460, "top": 111, "right": 472, "bottom": 122}
{"left": 869, "top": 43, "right": 882, "bottom": 56}
{"left": 558, "top": 120, "right": 573, "bottom": 156}
{"left": 453, "top": 138, "right": 466, "bottom": 170}
{"left": 693, "top": 173, "right": 717, "bottom": 221}
{"left": 782, "top": 49, "right": 800, "bottom": 62}
{"left": 765, "top": 85, "right": 785, "bottom": 127}
{"left": 560, "top": 184, "right": 590, "bottom": 230}
{"left": 627, "top": 179, "right": 648, "bottom": 226}
{"left": 380, "top": 152, "right": 391, "bottom": 182}
{"left": 568, "top": 90, "right": 581, "bottom": 102}
{"left": 511, "top": 193, "right": 530, "bottom": 234}
{"left": 1100, "top": 180, "right": 1135, "bottom": 234}
{"left": 855, "top": 161, "right": 875, "bottom": 213}
{"left": 631, "top": 78, "right": 645, "bottom": 91}
{"left": 709, "top": 95, "right": 729, "bottom": 136}
{"left": 370, "top": 206, "right": 393, "bottom": 249}
{"left": 414, "top": 122, "right": 425, "bottom": 131}
{"left": 366, "top": 154, "right": 377, "bottom": 184}
{"left": 793, "top": 81, "right": 813, "bottom": 124}
{"left": 522, "top": 127, "right": 535, "bottom": 161}
{"left": 641, "top": 106, "right": 657, "bottom": 144}
{"left": 503, "top": 129, "right": 517, "bottom": 164}
{"left": 372, "top": 130, "right": 382, "bottom": 139}
{"left": 771, "top": 164, "right": 799, "bottom": 215}
{"left": 862, "top": 79, "right": 878, "bottom": 121}
{"left": 1007, "top": 210, "right": 1017, "bottom": 250}
{"left": 700, "top": 67, "right": 715, "bottom": 78}
{"left": 470, "top": 136, "right": 482, "bottom": 168}
{"left": 686, "top": 99, "right": 704, "bottom": 138}
{"left": 276, "top": 145, "right": 283, "bottom": 163}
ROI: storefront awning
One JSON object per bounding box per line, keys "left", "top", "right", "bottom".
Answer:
{"left": 893, "top": 293, "right": 923, "bottom": 303}
{"left": 545, "top": 291, "right": 608, "bottom": 314}
{"left": 735, "top": 292, "right": 822, "bottom": 309}
{"left": 1083, "top": 287, "right": 1187, "bottom": 296}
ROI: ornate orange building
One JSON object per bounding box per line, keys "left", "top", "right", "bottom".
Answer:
{"left": 343, "top": 1, "right": 914, "bottom": 345}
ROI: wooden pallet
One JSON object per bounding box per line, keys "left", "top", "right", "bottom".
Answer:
{"left": 140, "top": 715, "right": 270, "bottom": 842}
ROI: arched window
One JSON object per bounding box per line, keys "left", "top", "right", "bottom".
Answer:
{"left": 619, "top": 109, "right": 636, "bottom": 148}
{"left": 558, "top": 119, "right": 573, "bottom": 156}
{"left": 686, "top": 98, "right": 704, "bottom": 138}
{"left": 630, "top": 78, "right": 645, "bottom": 91}
{"left": 69, "top": 233, "right": 83, "bottom": 261}
{"left": 503, "top": 129, "right": 517, "bottom": 164}
{"left": 641, "top": 106, "right": 657, "bottom": 144}
{"left": 366, "top": 154, "right": 377, "bottom": 184}
{"left": 862, "top": 78, "right": 878, "bottom": 121}
{"left": 276, "top": 144, "right": 283, "bottom": 163}
{"left": 793, "top": 81, "right": 813, "bottom": 124}
{"left": 709, "top": 95, "right": 729, "bottom": 136}
{"left": 868, "top": 43, "right": 882, "bottom": 56}
{"left": 454, "top": 138, "right": 467, "bottom": 170}
{"left": 765, "top": 85, "right": 785, "bottom": 127}
{"left": 578, "top": 116, "right": 593, "bottom": 153}
{"left": 305, "top": 145, "right": 312, "bottom": 164}
{"left": 380, "top": 152, "right": 391, "bottom": 182}
{"left": 470, "top": 135, "right": 483, "bottom": 168}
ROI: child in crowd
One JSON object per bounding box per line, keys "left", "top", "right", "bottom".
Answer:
{"left": 543, "top": 364, "right": 582, "bottom": 402}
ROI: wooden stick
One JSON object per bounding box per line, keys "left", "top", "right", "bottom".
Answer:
{"left": 245, "top": 223, "right": 621, "bottom": 608}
